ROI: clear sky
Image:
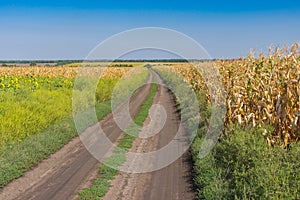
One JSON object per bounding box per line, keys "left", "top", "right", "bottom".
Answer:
{"left": 0, "top": 0, "right": 299, "bottom": 60}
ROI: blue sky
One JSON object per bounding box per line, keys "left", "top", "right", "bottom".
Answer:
{"left": 0, "top": 0, "right": 299, "bottom": 60}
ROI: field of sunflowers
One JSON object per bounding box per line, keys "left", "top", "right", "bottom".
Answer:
{"left": 0, "top": 65, "right": 132, "bottom": 151}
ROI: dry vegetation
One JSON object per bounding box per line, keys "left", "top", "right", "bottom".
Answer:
{"left": 155, "top": 43, "right": 300, "bottom": 146}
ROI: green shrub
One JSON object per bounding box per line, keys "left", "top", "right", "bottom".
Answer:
{"left": 193, "top": 125, "right": 300, "bottom": 200}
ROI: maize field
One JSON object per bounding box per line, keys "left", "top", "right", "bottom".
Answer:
{"left": 155, "top": 43, "right": 300, "bottom": 146}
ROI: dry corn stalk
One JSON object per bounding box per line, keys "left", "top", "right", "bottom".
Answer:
{"left": 155, "top": 43, "right": 300, "bottom": 146}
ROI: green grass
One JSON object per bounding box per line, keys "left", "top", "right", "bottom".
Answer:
{"left": 192, "top": 125, "right": 300, "bottom": 200}
{"left": 0, "top": 77, "right": 118, "bottom": 151}
{"left": 78, "top": 83, "right": 157, "bottom": 200}
{"left": 0, "top": 101, "right": 112, "bottom": 188}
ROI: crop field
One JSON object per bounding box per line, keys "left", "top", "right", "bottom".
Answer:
{"left": 0, "top": 66, "right": 138, "bottom": 151}
{"left": 155, "top": 43, "right": 300, "bottom": 146}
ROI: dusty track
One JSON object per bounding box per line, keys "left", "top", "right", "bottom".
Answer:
{"left": 0, "top": 70, "right": 195, "bottom": 200}
{"left": 103, "top": 71, "right": 195, "bottom": 200}
{"left": 0, "top": 73, "right": 152, "bottom": 200}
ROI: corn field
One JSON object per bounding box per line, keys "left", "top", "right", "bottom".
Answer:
{"left": 155, "top": 43, "right": 300, "bottom": 146}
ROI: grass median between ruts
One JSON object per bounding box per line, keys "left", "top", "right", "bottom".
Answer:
{"left": 78, "top": 83, "right": 157, "bottom": 200}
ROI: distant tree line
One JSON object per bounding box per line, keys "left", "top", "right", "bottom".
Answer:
{"left": 0, "top": 59, "right": 218, "bottom": 67}
{"left": 109, "top": 64, "right": 133, "bottom": 67}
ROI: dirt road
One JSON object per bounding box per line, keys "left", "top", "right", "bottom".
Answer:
{"left": 103, "top": 72, "right": 195, "bottom": 200}
{"left": 0, "top": 70, "right": 195, "bottom": 200}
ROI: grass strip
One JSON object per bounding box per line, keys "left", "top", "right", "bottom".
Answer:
{"left": 78, "top": 83, "right": 157, "bottom": 199}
